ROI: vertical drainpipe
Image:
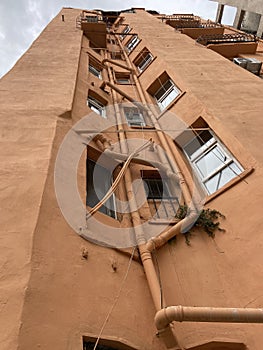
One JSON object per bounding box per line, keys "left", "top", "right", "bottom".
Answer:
{"left": 110, "top": 30, "right": 182, "bottom": 350}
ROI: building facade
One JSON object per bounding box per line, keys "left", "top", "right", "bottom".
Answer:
{"left": 1, "top": 6, "right": 263, "bottom": 350}
{"left": 211, "top": 0, "right": 263, "bottom": 37}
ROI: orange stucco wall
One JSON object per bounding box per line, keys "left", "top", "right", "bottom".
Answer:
{"left": 2, "top": 7, "right": 263, "bottom": 350}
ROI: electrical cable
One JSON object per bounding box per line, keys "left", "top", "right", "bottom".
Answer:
{"left": 92, "top": 247, "right": 136, "bottom": 350}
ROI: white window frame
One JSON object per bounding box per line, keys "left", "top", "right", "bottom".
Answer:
{"left": 87, "top": 96, "right": 106, "bottom": 118}
{"left": 126, "top": 35, "right": 140, "bottom": 53}
{"left": 120, "top": 25, "right": 131, "bottom": 40}
{"left": 154, "top": 79, "right": 180, "bottom": 111}
{"left": 124, "top": 107, "right": 146, "bottom": 127}
{"left": 137, "top": 52, "right": 153, "bottom": 73}
{"left": 183, "top": 129, "right": 243, "bottom": 195}
{"left": 89, "top": 64, "right": 102, "bottom": 79}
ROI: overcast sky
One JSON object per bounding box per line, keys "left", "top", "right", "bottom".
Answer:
{"left": 0, "top": 0, "right": 237, "bottom": 78}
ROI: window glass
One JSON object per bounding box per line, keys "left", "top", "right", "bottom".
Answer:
{"left": 137, "top": 52, "right": 153, "bottom": 72}
{"left": 89, "top": 64, "right": 101, "bottom": 79}
{"left": 180, "top": 127, "right": 243, "bottom": 195}
{"left": 124, "top": 107, "right": 145, "bottom": 126}
{"left": 154, "top": 79, "right": 180, "bottom": 111}
{"left": 126, "top": 35, "right": 140, "bottom": 53}
{"left": 87, "top": 95, "right": 106, "bottom": 118}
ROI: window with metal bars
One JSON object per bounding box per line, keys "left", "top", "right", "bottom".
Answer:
{"left": 142, "top": 174, "right": 179, "bottom": 219}
{"left": 176, "top": 120, "right": 244, "bottom": 195}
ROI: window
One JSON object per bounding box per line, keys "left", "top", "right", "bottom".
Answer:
{"left": 89, "top": 64, "right": 102, "bottom": 79}
{"left": 110, "top": 51, "right": 123, "bottom": 60}
{"left": 115, "top": 72, "right": 132, "bottom": 84}
{"left": 120, "top": 25, "right": 131, "bottom": 40}
{"left": 124, "top": 107, "right": 146, "bottom": 127}
{"left": 142, "top": 171, "right": 179, "bottom": 219}
{"left": 89, "top": 41, "right": 101, "bottom": 55}
{"left": 87, "top": 94, "right": 106, "bottom": 117}
{"left": 86, "top": 160, "right": 116, "bottom": 219}
{"left": 147, "top": 72, "right": 181, "bottom": 112}
{"left": 134, "top": 48, "right": 153, "bottom": 73}
{"left": 126, "top": 35, "right": 140, "bottom": 53}
{"left": 176, "top": 120, "right": 244, "bottom": 195}
{"left": 154, "top": 79, "right": 180, "bottom": 111}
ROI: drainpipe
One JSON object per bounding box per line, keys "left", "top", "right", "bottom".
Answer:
{"left": 114, "top": 33, "right": 193, "bottom": 206}
{"left": 104, "top": 48, "right": 182, "bottom": 350}
{"left": 146, "top": 210, "right": 199, "bottom": 252}
{"left": 155, "top": 305, "right": 263, "bottom": 331}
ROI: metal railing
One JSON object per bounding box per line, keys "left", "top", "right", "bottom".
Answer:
{"left": 196, "top": 33, "right": 257, "bottom": 46}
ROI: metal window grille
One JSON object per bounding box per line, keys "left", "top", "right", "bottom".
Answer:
{"left": 143, "top": 177, "right": 179, "bottom": 219}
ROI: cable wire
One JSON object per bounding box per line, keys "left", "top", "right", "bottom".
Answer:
{"left": 92, "top": 247, "right": 136, "bottom": 350}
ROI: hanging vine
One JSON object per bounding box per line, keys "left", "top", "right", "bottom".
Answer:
{"left": 172, "top": 205, "right": 225, "bottom": 245}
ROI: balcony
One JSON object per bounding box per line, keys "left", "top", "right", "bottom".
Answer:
{"left": 196, "top": 34, "right": 258, "bottom": 58}
{"left": 77, "top": 13, "right": 107, "bottom": 48}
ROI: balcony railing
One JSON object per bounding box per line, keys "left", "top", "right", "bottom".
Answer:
{"left": 196, "top": 33, "right": 257, "bottom": 46}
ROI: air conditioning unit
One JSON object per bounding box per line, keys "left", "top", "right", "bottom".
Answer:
{"left": 246, "top": 58, "right": 262, "bottom": 75}
{"left": 233, "top": 57, "right": 262, "bottom": 75}
{"left": 233, "top": 57, "right": 249, "bottom": 68}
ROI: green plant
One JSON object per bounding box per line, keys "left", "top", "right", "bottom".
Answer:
{"left": 173, "top": 205, "right": 225, "bottom": 245}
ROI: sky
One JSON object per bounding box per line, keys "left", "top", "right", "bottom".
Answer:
{"left": 0, "top": 0, "right": 237, "bottom": 78}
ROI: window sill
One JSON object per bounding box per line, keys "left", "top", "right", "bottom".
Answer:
{"left": 149, "top": 218, "right": 180, "bottom": 225}
{"left": 205, "top": 167, "right": 254, "bottom": 203}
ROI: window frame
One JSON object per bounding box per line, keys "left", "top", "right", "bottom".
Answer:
{"left": 88, "top": 64, "right": 102, "bottom": 79}
{"left": 178, "top": 126, "right": 244, "bottom": 195}
{"left": 135, "top": 50, "right": 154, "bottom": 73}
{"left": 154, "top": 79, "right": 181, "bottom": 111}
{"left": 120, "top": 25, "right": 131, "bottom": 40}
{"left": 126, "top": 35, "right": 140, "bottom": 53}
{"left": 123, "top": 107, "right": 146, "bottom": 127}
{"left": 87, "top": 95, "right": 106, "bottom": 118}
{"left": 142, "top": 171, "right": 179, "bottom": 219}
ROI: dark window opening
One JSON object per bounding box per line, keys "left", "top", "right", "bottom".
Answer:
{"left": 86, "top": 159, "right": 116, "bottom": 219}
{"left": 84, "top": 342, "right": 118, "bottom": 350}
{"left": 142, "top": 171, "right": 179, "bottom": 219}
